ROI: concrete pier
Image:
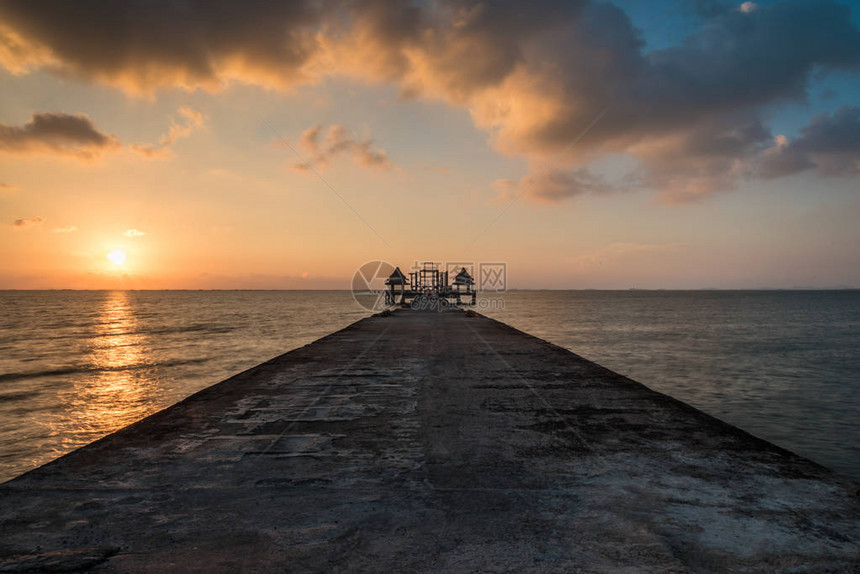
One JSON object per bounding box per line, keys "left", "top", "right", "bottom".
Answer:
{"left": 1, "top": 310, "right": 858, "bottom": 572}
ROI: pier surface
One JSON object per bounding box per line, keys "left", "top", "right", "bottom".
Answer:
{"left": 1, "top": 310, "right": 858, "bottom": 572}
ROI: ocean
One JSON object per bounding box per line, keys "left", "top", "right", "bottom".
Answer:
{"left": 0, "top": 290, "right": 858, "bottom": 483}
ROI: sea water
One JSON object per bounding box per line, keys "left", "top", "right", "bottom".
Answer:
{"left": 1, "top": 290, "right": 857, "bottom": 482}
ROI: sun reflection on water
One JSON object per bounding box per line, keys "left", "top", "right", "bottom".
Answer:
{"left": 51, "top": 291, "right": 164, "bottom": 453}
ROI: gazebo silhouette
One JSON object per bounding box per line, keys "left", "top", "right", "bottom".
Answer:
{"left": 384, "top": 263, "right": 476, "bottom": 307}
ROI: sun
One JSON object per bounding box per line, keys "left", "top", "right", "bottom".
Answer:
{"left": 106, "top": 250, "right": 127, "bottom": 266}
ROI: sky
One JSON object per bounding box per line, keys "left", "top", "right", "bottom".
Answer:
{"left": 1, "top": 0, "right": 859, "bottom": 289}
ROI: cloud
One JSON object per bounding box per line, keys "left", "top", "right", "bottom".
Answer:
{"left": 493, "top": 168, "right": 612, "bottom": 203}
{"left": 628, "top": 113, "right": 773, "bottom": 203}
{"left": 0, "top": 1, "right": 319, "bottom": 94}
{"left": 756, "top": 105, "right": 860, "bottom": 178}
{"left": 12, "top": 216, "right": 43, "bottom": 228}
{"left": 293, "top": 124, "right": 391, "bottom": 171}
{"left": 0, "top": 182, "right": 15, "bottom": 192}
{"left": 124, "top": 229, "right": 147, "bottom": 237}
{"left": 2, "top": 1, "right": 860, "bottom": 199}
{"left": 52, "top": 225, "right": 77, "bottom": 233}
{"left": 0, "top": 112, "right": 120, "bottom": 160}
{"left": 131, "top": 107, "right": 205, "bottom": 159}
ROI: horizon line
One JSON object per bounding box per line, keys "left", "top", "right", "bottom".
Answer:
{"left": 1, "top": 287, "right": 858, "bottom": 292}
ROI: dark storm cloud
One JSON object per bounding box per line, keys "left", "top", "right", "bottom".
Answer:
{"left": 758, "top": 105, "right": 860, "bottom": 178}
{"left": 642, "top": 1, "right": 860, "bottom": 115}
{"left": 629, "top": 113, "right": 776, "bottom": 203}
{"left": 0, "top": 112, "right": 119, "bottom": 160}
{"left": 0, "top": 0, "right": 320, "bottom": 92}
{"left": 2, "top": 0, "right": 859, "bottom": 200}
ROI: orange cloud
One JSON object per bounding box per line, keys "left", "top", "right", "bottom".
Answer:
{"left": 293, "top": 124, "right": 391, "bottom": 171}
{"left": 0, "top": 112, "right": 120, "bottom": 161}
{"left": 0, "top": 21, "right": 56, "bottom": 74}
{"left": 493, "top": 168, "right": 612, "bottom": 204}
{"left": 131, "top": 107, "right": 205, "bottom": 159}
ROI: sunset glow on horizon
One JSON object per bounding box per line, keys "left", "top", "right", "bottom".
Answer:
{"left": 2, "top": 1, "right": 860, "bottom": 290}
